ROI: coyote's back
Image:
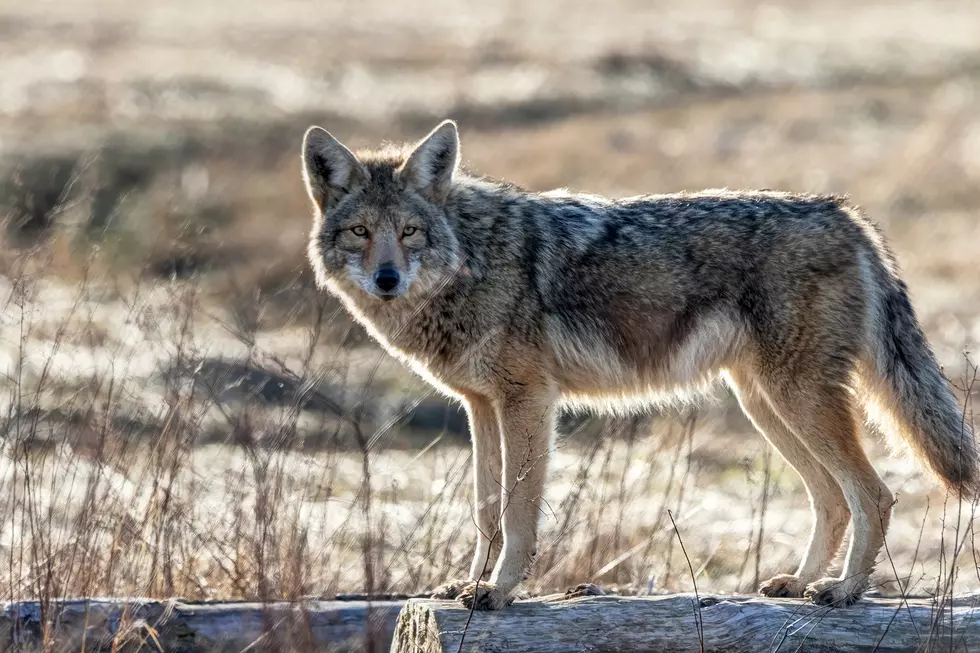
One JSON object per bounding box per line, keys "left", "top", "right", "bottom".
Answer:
{"left": 300, "top": 120, "right": 977, "bottom": 610}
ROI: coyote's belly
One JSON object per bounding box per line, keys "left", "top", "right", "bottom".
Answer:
{"left": 547, "top": 311, "right": 745, "bottom": 409}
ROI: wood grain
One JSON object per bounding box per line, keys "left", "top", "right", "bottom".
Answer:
{"left": 392, "top": 593, "right": 980, "bottom": 653}
{"left": 1, "top": 598, "right": 403, "bottom": 652}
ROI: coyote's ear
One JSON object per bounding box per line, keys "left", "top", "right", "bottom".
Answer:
{"left": 302, "top": 127, "right": 368, "bottom": 211}
{"left": 398, "top": 120, "right": 459, "bottom": 203}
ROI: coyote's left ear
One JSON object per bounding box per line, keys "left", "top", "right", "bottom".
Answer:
{"left": 398, "top": 120, "right": 460, "bottom": 203}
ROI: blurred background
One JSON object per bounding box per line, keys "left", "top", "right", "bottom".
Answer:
{"left": 0, "top": 0, "right": 978, "bottom": 607}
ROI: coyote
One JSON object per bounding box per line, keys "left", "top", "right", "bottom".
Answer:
{"left": 301, "top": 119, "right": 977, "bottom": 610}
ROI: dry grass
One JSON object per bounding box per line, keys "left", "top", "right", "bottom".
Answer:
{"left": 0, "top": 243, "right": 976, "bottom": 607}
{"left": 1, "top": 0, "right": 980, "bottom": 650}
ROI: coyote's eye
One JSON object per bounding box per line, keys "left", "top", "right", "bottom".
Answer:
{"left": 402, "top": 226, "right": 418, "bottom": 237}
{"left": 351, "top": 225, "right": 369, "bottom": 238}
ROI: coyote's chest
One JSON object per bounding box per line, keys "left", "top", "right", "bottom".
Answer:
{"left": 349, "top": 299, "right": 489, "bottom": 397}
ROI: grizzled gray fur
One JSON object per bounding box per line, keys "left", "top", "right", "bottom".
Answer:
{"left": 301, "top": 120, "right": 977, "bottom": 610}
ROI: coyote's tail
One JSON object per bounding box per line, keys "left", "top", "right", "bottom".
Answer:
{"left": 861, "top": 256, "right": 978, "bottom": 496}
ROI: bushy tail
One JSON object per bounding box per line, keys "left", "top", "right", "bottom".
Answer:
{"left": 861, "top": 271, "right": 978, "bottom": 496}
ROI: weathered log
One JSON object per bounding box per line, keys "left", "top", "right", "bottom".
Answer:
{"left": 0, "top": 597, "right": 404, "bottom": 652}
{"left": 391, "top": 593, "right": 980, "bottom": 653}
{"left": 7, "top": 593, "right": 979, "bottom": 652}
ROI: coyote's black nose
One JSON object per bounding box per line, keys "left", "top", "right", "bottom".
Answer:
{"left": 374, "top": 265, "right": 400, "bottom": 292}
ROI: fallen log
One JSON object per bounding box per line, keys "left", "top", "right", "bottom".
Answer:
{"left": 7, "top": 592, "right": 979, "bottom": 652}
{"left": 392, "top": 593, "right": 980, "bottom": 653}
{"left": 1, "top": 597, "right": 404, "bottom": 652}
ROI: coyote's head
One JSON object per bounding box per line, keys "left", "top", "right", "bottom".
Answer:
{"left": 301, "top": 121, "right": 463, "bottom": 304}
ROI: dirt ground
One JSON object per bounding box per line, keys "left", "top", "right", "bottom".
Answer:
{"left": 0, "top": 0, "right": 978, "bottom": 607}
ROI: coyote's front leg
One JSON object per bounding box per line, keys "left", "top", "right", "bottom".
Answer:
{"left": 457, "top": 381, "right": 554, "bottom": 610}
{"left": 430, "top": 395, "right": 502, "bottom": 600}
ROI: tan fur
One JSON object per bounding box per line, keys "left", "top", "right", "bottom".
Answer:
{"left": 301, "top": 120, "right": 977, "bottom": 609}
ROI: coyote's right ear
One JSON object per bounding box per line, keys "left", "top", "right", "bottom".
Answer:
{"left": 302, "top": 127, "right": 368, "bottom": 210}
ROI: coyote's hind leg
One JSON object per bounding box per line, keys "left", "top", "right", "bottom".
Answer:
{"left": 728, "top": 371, "right": 850, "bottom": 598}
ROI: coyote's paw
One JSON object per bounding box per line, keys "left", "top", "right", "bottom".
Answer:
{"left": 457, "top": 581, "right": 514, "bottom": 611}
{"left": 429, "top": 579, "right": 471, "bottom": 600}
{"left": 804, "top": 577, "right": 865, "bottom": 607}
{"left": 563, "top": 583, "right": 606, "bottom": 599}
{"left": 759, "top": 574, "right": 806, "bottom": 598}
